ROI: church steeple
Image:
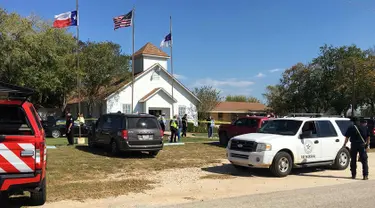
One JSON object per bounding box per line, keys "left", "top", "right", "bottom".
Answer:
{"left": 133, "top": 42, "right": 170, "bottom": 74}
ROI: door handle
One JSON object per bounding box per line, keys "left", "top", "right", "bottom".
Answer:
{"left": 21, "top": 150, "right": 34, "bottom": 157}
{"left": 335, "top": 139, "right": 340, "bottom": 142}
{"left": 314, "top": 140, "right": 319, "bottom": 144}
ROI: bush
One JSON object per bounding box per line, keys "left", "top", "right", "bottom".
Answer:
{"left": 187, "top": 122, "right": 218, "bottom": 133}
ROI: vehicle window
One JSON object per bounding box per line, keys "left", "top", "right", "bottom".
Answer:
{"left": 102, "top": 116, "right": 112, "bottom": 129}
{"left": 258, "top": 119, "right": 302, "bottom": 136}
{"left": 316, "top": 121, "right": 337, "bottom": 137}
{"left": 261, "top": 120, "right": 269, "bottom": 127}
{"left": 128, "top": 117, "right": 159, "bottom": 129}
{"left": 301, "top": 121, "right": 318, "bottom": 138}
{"left": 111, "top": 116, "right": 123, "bottom": 130}
{"left": 335, "top": 120, "right": 352, "bottom": 135}
{"left": 0, "top": 105, "right": 33, "bottom": 135}
{"left": 29, "top": 106, "right": 42, "bottom": 129}
{"left": 235, "top": 118, "right": 247, "bottom": 127}
{"left": 247, "top": 119, "right": 258, "bottom": 128}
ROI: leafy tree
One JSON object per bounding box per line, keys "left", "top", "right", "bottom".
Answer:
{"left": 0, "top": 8, "right": 77, "bottom": 109}
{"left": 225, "top": 95, "right": 261, "bottom": 103}
{"left": 79, "top": 41, "right": 130, "bottom": 115}
{"left": 193, "top": 86, "right": 222, "bottom": 119}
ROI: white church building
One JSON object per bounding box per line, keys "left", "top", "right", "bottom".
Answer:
{"left": 68, "top": 42, "right": 199, "bottom": 123}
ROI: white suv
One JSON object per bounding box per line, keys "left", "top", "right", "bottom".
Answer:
{"left": 227, "top": 117, "right": 352, "bottom": 177}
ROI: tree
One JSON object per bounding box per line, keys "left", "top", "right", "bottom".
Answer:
{"left": 247, "top": 96, "right": 261, "bottom": 103}
{"left": 193, "top": 86, "right": 222, "bottom": 119}
{"left": 79, "top": 41, "right": 130, "bottom": 115}
{"left": 225, "top": 95, "right": 261, "bottom": 103}
{"left": 0, "top": 8, "right": 77, "bottom": 109}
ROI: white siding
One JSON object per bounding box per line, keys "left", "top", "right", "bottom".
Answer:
{"left": 143, "top": 57, "right": 167, "bottom": 71}
{"left": 106, "top": 64, "right": 198, "bottom": 123}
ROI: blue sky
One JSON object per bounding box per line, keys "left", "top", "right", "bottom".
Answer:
{"left": 1, "top": 0, "right": 375, "bottom": 102}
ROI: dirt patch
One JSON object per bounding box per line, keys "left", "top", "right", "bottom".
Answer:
{"left": 48, "top": 179, "right": 154, "bottom": 202}
{"left": 45, "top": 143, "right": 226, "bottom": 202}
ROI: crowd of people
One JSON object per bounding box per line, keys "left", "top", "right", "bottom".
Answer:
{"left": 158, "top": 113, "right": 188, "bottom": 143}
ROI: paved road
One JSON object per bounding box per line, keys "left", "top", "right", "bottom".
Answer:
{"left": 156, "top": 180, "right": 375, "bottom": 208}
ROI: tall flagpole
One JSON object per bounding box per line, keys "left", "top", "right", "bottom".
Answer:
{"left": 170, "top": 16, "right": 174, "bottom": 117}
{"left": 76, "top": 0, "right": 81, "bottom": 139}
{"left": 131, "top": 7, "right": 135, "bottom": 113}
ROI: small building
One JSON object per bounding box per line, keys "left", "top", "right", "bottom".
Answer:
{"left": 209, "top": 101, "right": 267, "bottom": 122}
{"left": 67, "top": 42, "right": 200, "bottom": 124}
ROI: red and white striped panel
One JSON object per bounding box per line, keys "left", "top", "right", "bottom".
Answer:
{"left": 0, "top": 143, "right": 35, "bottom": 173}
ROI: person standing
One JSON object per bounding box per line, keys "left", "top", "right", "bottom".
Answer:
{"left": 158, "top": 114, "right": 165, "bottom": 132}
{"left": 177, "top": 116, "right": 183, "bottom": 142}
{"left": 181, "top": 114, "right": 188, "bottom": 137}
{"left": 206, "top": 116, "right": 211, "bottom": 138}
{"left": 66, "top": 113, "right": 74, "bottom": 145}
{"left": 169, "top": 115, "right": 178, "bottom": 143}
{"left": 343, "top": 117, "right": 370, "bottom": 180}
{"left": 209, "top": 117, "right": 215, "bottom": 138}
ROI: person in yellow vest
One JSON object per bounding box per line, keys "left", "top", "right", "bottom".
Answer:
{"left": 170, "top": 115, "right": 178, "bottom": 143}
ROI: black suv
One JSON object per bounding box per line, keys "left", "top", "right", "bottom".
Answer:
{"left": 88, "top": 113, "right": 164, "bottom": 156}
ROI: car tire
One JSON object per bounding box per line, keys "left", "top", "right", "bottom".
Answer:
{"left": 30, "top": 178, "right": 46, "bottom": 206}
{"left": 149, "top": 151, "right": 159, "bottom": 157}
{"left": 332, "top": 148, "right": 350, "bottom": 170}
{"left": 110, "top": 139, "right": 120, "bottom": 156}
{"left": 51, "top": 130, "right": 61, "bottom": 138}
{"left": 219, "top": 132, "right": 229, "bottom": 147}
{"left": 270, "top": 151, "right": 292, "bottom": 177}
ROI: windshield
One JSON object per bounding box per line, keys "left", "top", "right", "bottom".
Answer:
{"left": 258, "top": 119, "right": 302, "bottom": 135}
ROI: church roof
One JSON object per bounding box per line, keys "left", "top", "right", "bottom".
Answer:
{"left": 139, "top": 87, "right": 177, "bottom": 103}
{"left": 133, "top": 42, "right": 170, "bottom": 58}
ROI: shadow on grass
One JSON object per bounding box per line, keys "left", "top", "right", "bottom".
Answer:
{"left": 203, "top": 141, "right": 225, "bottom": 148}
{"left": 201, "top": 163, "right": 341, "bottom": 178}
{"left": 75, "top": 145, "right": 156, "bottom": 159}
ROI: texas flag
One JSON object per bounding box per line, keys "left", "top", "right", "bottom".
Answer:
{"left": 53, "top": 11, "right": 78, "bottom": 28}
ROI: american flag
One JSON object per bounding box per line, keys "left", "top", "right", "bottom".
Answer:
{"left": 113, "top": 10, "right": 132, "bottom": 30}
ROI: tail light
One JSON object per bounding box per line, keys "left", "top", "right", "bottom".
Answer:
{"left": 35, "top": 141, "right": 45, "bottom": 170}
{"left": 373, "top": 128, "right": 375, "bottom": 135}
{"left": 122, "top": 130, "right": 128, "bottom": 140}
{"left": 160, "top": 130, "right": 164, "bottom": 137}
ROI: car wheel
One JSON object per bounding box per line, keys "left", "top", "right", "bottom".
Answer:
{"left": 333, "top": 148, "right": 350, "bottom": 170}
{"left": 270, "top": 152, "right": 292, "bottom": 177}
{"left": 110, "top": 140, "right": 120, "bottom": 156}
{"left": 219, "top": 132, "right": 229, "bottom": 146}
{"left": 30, "top": 178, "right": 46, "bottom": 206}
{"left": 149, "top": 151, "right": 159, "bottom": 157}
{"left": 51, "top": 130, "right": 61, "bottom": 138}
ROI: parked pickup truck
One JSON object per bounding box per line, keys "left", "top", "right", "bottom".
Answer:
{"left": 218, "top": 116, "right": 269, "bottom": 146}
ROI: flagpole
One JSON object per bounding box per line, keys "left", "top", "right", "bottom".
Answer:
{"left": 131, "top": 6, "right": 135, "bottom": 113}
{"left": 170, "top": 15, "right": 174, "bottom": 117}
{"left": 76, "top": 0, "right": 81, "bottom": 139}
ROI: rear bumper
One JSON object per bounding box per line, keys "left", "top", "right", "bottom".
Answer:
{"left": 0, "top": 170, "right": 43, "bottom": 191}
{"left": 118, "top": 140, "right": 164, "bottom": 151}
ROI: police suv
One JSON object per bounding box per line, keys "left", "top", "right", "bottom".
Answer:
{"left": 227, "top": 117, "right": 352, "bottom": 177}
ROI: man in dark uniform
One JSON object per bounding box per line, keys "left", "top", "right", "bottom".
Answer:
{"left": 343, "top": 117, "right": 370, "bottom": 180}
{"left": 66, "top": 113, "right": 74, "bottom": 145}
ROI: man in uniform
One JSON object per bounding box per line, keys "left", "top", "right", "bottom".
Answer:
{"left": 343, "top": 117, "right": 370, "bottom": 180}
{"left": 66, "top": 113, "right": 74, "bottom": 145}
{"left": 169, "top": 115, "right": 178, "bottom": 143}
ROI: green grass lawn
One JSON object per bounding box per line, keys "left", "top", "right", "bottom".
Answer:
{"left": 43, "top": 142, "right": 225, "bottom": 202}
{"left": 46, "top": 136, "right": 218, "bottom": 146}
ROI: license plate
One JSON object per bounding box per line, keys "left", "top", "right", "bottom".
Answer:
{"left": 139, "top": 135, "right": 153, "bottom": 140}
